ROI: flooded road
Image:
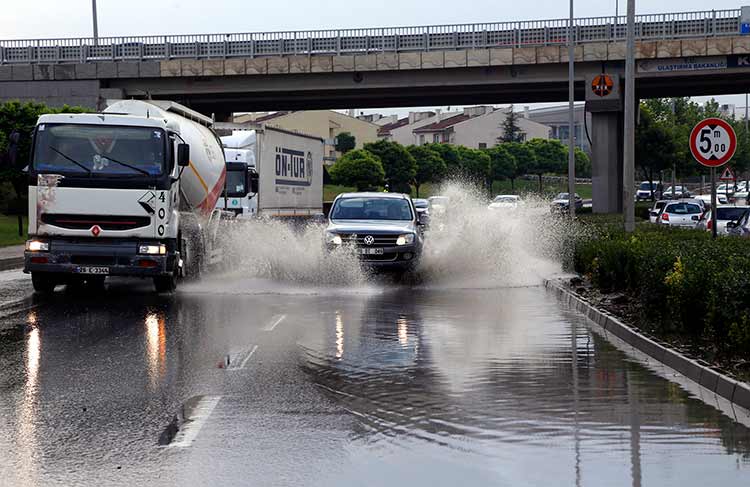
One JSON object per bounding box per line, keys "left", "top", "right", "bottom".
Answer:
{"left": 0, "top": 273, "right": 748, "bottom": 486}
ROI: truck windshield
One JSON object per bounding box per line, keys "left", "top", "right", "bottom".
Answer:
{"left": 33, "top": 124, "right": 166, "bottom": 176}
{"left": 225, "top": 169, "right": 247, "bottom": 197}
{"left": 331, "top": 197, "right": 413, "bottom": 221}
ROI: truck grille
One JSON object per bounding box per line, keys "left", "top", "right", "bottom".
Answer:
{"left": 41, "top": 214, "right": 150, "bottom": 231}
{"left": 338, "top": 234, "right": 400, "bottom": 247}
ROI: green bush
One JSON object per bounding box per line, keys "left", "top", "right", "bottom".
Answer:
{"left": 573, "top": 226, "right": 750, "bottom": 360}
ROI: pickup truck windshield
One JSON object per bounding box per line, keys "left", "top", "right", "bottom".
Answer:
{"left": 331, "top": 197, "right": 413, "bottom": 221}
{"left": 33, "top": 123, "right": 166, "bottom": 176}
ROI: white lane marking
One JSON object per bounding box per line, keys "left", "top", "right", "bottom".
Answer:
{"left": 226, "top": 345, "right": 258, "bottom": 371}
{"left": 264, "top": 314, "right": 286, "bottom": 331}
{"left": 168, "top": 396, "right": 221, "bottom": 448}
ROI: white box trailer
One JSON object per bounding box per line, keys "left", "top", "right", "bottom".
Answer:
{"left": 218, "top": 126, "right": 324, "bottom": 218}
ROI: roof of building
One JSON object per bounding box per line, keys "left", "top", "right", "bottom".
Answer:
{"left": 253, "top": 111, "right": 292, "bottom": 122}
{"left": 413, "top": 113, "right": 471, "bottom": 132}
{"left": 377, "top": 117, "right": 409, "bottom": 136}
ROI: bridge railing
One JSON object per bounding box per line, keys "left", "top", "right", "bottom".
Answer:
{"left": 0, "top": 9, "right": 742, "bottom": 65}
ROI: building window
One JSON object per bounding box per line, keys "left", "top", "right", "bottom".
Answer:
{"left": 433, "top": 134, "right": 440, "bottom": 143}
{"left": 419, "top": 134, "right": 425, "bottom": 145}
{"left": 519, "top": 133, "right": 526, "bottom": 142}
{"left": 478, "top": 142, "right": 487, "bottom": 149}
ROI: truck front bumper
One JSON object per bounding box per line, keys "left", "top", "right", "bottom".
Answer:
{"left": 23, "top": 238, "right": 177, "bottom": 277}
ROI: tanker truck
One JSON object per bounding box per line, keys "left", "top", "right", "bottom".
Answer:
{"left": 22, "top": 99, "right": 231, "bottom": 293}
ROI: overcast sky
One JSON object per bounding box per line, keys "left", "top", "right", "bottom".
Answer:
{"left": 4, "top": 0, "right": 749, "bottom": 113}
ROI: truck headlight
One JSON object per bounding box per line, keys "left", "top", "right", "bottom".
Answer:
{"left": 139, "top": 243, "right": 167, "bottom": 255}
{"left": 396, "top": 234, "right": 415, "bottom": 246}
{"left": 26, "top": 240, "right": 49, "bottom": 252}
{"left": 325, "top": 232, "right": 343, "bottom": 245}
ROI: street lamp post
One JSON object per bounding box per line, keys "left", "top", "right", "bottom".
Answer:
{"left": 92, "top": 0, "right": 99, "bottom": 45}
{"left": 623, "top": 0, "right": 636, "bottom": 232}
{"left": 568, "top": 0, "right": 576, "bottom": 218}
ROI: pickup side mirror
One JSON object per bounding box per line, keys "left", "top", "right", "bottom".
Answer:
{"left": 247, "top": 170, "right": 259, "bottom": 194}
{"left": 418, "top": 213, "right": 430, "bottom": 226}
{"left": 726, "top": 221, "right": 737, "bottom": 229}
{"left": 177, "top": 143, "right": 190, "bottom": 167}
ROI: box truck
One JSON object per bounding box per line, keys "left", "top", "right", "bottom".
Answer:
{"left": 217, "top": 126, "right": 324, "bottom": 219}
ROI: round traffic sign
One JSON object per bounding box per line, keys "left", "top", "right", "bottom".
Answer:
{"left": 689, "top": 118, "right": 737, "bottom": 167}
{"left": 591, "top": 74, "right": 614, "bottom": 97}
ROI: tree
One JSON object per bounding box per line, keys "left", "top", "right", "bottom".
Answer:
{"left": 574, "top": 148, "right": 592, "bottom": 179}
{"left": 328, "top": 149, "right": 385, "bottom": 191}
{"left": 486, "top": 145, "right": 517, "bottom": 192}
{"left": 455, "top": 146, "right": 491, "bottom": 189}
{"left": 424, "top": 142, "right": 461, "bottom": 176}
{"left": 362, "top": 139, "right": 416, "bottom": 193}
{"left": 0, "top": 101, "right": 90, "bottom": 234}
{"left": 502, "top": 141, "right": 536, "bottom": 191}
{"left": 335, "top": 132, "right": 356, "bottom": 154}
{"left": 525, "top": 138, "right": 567, "bottom": 192}
{"left": 407, "top": 145, "right": 447, "bottom": 197}
{"left": 635, "top": 102, "right": 677, "bottom": 188}
{"left": 499, "top": 105, "right": 524, "bottom": 143}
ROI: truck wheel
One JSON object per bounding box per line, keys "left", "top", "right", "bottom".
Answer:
{"left": 31, "top": 272, "right": 57, "bottom": 293}
{"left": 181, "top": 234, "right": 203, "bottom": 280}
{"left": 154, "top": 275, "right": 177, "bottom": 293}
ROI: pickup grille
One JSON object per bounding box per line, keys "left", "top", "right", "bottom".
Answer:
{"left": 338, "top": 233, "right": 400, "bottom": 247}
{"left": 41, "top": 214, "right": 150, "bottom": 231}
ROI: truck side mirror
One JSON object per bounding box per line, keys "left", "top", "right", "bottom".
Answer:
{"left": 248, "top": 170, "right": 259, "bottom": 194}
{"left": 177, "top": 143, "right": 190, "bottom": 167}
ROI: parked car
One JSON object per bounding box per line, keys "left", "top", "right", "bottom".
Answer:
{"left": 325, "top": 192, "right": 426, "bottom": 271}
{"left": 662, "top": 186, "right": 692, "bottom": 199}
{"left": 658, "top": 201, "right": 703, "bottom": 228}
{"left": 488, "top": 195, "right": 521, "bottom": 210}
{"left": 636, "top": 180, "right": 662, "bottom": 201}
{"left": 550, "top": 193, "right": 583, "bottom": 213}
{"left": 697, "top": 206, "right": 750, "bottom": 234}
{"left": 649, "top": 200, "right": 669, "bottom": 224}
{"left": 695, "top": 193, "right": 729, "bottom": 206}
{"left": 726, "top": 208, "right": 750, "bottom": 237}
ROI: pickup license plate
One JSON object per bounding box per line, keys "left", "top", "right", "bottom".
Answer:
{"left": 75, "top": 266, "right": 110, "bottom": 275}
{"left": 358, "top": 248, "right": 384, "bottom": 255}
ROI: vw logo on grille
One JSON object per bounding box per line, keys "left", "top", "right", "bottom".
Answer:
{"left": 363, "top": 235, "right": 375, "bottom": 246}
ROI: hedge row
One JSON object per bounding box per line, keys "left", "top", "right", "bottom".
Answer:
{"left": 573, "top": 225, "right": 750, "bottom": 361}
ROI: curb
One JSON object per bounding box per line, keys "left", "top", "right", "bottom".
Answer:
{"left": 0, "top": 257, "right": 24, "bottom": 272}
{"left": 544, "top": 278, "right": 750, "bottom": 412}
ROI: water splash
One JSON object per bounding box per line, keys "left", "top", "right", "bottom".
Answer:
{"left": 213, "top": 180, "right": 580, "bottom": 290}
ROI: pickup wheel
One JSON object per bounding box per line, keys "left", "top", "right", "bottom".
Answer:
{"left": 31, "top": 272, "right": 57, "bottom": 293}
{"left": 154, "top": 275, "right": 177, "bottom": 293}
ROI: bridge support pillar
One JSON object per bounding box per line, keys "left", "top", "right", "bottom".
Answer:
{"left": 590, "top": 111, "right": 623, "bottom": 213}
{"left": 586, "top": 73, "right": 624, "bottom": 214}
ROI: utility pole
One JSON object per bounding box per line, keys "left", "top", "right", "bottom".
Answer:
{"left": 92, "top": 0, "right": 99, "bottom": 45}
{"left": 568, "top": 0, "right": 576, "bottom": 218}
{"left": 623, "top": 0, "right": 636, "bottom": 232}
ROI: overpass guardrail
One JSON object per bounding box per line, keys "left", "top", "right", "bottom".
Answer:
{"left": 0, "top": 9, "right": 744, "bottom": 65}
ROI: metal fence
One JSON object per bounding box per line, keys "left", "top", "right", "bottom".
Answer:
{"left": 0, "top": 9, "right": 742, "bottom": 65}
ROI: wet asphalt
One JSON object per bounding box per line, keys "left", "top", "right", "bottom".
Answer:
{"left": 0, "top": 271, "right": 749, "bottom": 486}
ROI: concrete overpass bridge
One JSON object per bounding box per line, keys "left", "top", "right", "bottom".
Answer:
{"left": 2, "top": 7, "right": 750, "bottom": 212}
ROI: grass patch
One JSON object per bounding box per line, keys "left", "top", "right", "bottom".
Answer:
{"left": 0, "top": 215, "right": 26, "bottom": 247}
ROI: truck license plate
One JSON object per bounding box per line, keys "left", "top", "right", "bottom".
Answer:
{"left": 75, "top": 266, "right": 110, "bottom": 275}
{"left": 358, "top": 248, "right": 384, "bottom": 255}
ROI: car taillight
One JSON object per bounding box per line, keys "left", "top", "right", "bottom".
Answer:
{"left": 707, "top": 219, "right": 712, "bottom": 230}
{"left": 661, "top": 213, "right": 669, "bottom": 221}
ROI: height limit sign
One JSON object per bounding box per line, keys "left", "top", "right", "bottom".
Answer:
{"left": 689, "top": 118, "right": 737, "bottom": 167}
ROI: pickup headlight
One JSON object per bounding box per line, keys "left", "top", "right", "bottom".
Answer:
{"left": 325, "top": 232, "right": 343, "bottom": 245}
{"left": 138, "top": 243, "right": 167, "bottom": 255}
{"left": 26, "top": 240, "right": 49, "bottom": 252}
{"left": 396, "top": 234, "right": 415, "bottom": 246}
